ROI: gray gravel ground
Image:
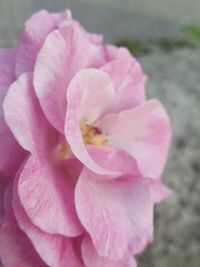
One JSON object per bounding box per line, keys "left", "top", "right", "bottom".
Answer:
{"left": 138, "top": 49, "right": 200, "bottom": 267}
{"left": 1, "top": 0, "right": 200, "bottom": 46}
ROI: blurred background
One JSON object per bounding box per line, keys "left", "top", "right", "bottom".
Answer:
{"left": 0, "top": 0, "right": 200, "bottom": 266}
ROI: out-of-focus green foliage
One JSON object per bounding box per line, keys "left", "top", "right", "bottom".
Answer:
{"left": 115, "top": 39, "right": 150, "bottom": 57}
{"left": 116, "top": 25, "right": 200, "bottom": 57}
{"left": 183, "top": 26, "right": 200, "bottom": 44}
{"left": 150, "top": 39, "right": 194, "bottom": 51}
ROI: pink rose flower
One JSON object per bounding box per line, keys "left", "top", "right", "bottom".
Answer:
{"left": 0, "top": 9, "right": 171, "bottom": 267}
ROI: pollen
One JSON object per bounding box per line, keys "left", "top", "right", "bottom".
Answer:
{"left": 54, "top": 142, "right": 72, "bottom": 161}
{"left": 81, "top": 124, "right": 106, "bottom": 146}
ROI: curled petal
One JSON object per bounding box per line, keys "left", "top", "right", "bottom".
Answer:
{"left": 13, "top": 176, "right": 83, "bottom": 267}
{"left": 101, "top": 47, "right": 147, "bottom": 112}
{"left": 96, "top": 99, "right": 171, "bottom": 178}
{"left": 34, "top": 22, "right": 104, "bottom": 132}
{"left": 15, "top": 9, "right": 72, "bottom": 76}
{"left": 16, "top": 10, "right": 55, "bottom": 76}
{"left": 87, "top": 146, "right": 141, "bottom": 180}
{"left": 3, "top": 72, "right": 56, "bottom": 154}
{"left": 18, "top": 155, "right": 84, "bottom": 237}
{"left": 0, "top": 186, "right": 47, "bottom": 267}
{"left": 65, "top": 69, "right": 117, "bottom": 175}
{"left": 75, "top": 166, "right": 153, "bottom": 259}
{"left": 0, "top": 49, "right": 26, "bottom": 177}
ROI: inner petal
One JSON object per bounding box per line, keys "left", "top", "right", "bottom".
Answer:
{"left": 81, "top": 123, "right": 106, "bottom": 146}
{"left": 52, "top": 140, "right": 83, "bottom": 184}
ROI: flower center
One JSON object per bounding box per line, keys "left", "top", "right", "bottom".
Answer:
{"left": 54, "top": 142, "right": 72, "bottom": 161}
{"left": 81, "top": 124, "right": 106, "bottom": 146}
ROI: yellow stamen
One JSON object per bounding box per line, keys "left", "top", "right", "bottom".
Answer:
{"left": 81, "top": 124, "right": 106, "bottom": 146}
{"left": 54, "top": 142, "right": 72, "bottom": 161}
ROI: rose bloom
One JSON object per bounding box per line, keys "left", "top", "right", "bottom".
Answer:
{"left": 0, "top": 9, "right": 171, "bottom": 267}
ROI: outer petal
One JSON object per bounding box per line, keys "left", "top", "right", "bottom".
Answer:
{"left": 18, "top": 155, "right": 84, "bottom": 237}
{"left": 70, "top": 20, "right": 103, "bottom": 45}
{"left": 75, "top": 167, "right": 153, "bottom": 259}
{"left": 0, "top": 49, "right": 27, "bottom": 177}
{"left": 65, "top": 69, "right": 117, "bottom": 175}
{"left": 59, "top": 22, "right": 104, "bottom": 69}
{"left": 3, "top": 72, "right": 56, "bottom": 154}
{"left": 52, "top": 9, "right": 72, "bottom": 25}
{"left": 86, "top": 146, "right": 141, "bottom": 180}
{"left": 96, "top": 99, "right": 171, "bottom": 178}
{"left": 15, "top": 9, "right": 72, "bottom": 76}
{"left": 34, "top": 22, "right": 104, "bottom": 132}
{"left": 13, "top": 176, "right": 84, "bottom": 267}
{"left": 0, "top": 186, "right": 47, "bottom": 267}
{"left": 103, "top": 44, "right": 120, "bottom": 61}
{"left": 0, "top": 175, "right": 9, "bottom": 224}
{"left": 16, "top": 10, "right": 55, "bottom": 76}
{"left": 150, "top": 180, "right": 173, "bottom": 204}
{"left": 82, "top": 236, "right": 137, "bottom": 267}
{"left": 101, "top": 47, "right": 147, "bottom": 112}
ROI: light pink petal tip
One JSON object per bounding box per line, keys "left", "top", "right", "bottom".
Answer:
{"left": 97, "top": 99, "right": 171, "bottom": 179}
{"left": 0, "top": 49, "right": 27, "bottom": 177}
{"left": 18, "top": 155, "right": 84, "bottom": 237}
{"left": 150, "top": 180, "right": 173, "bottom": 204}
{"left": 16, "top": 10, "right": 55, "bottom": 76}
{"left": 15, "top": 9, "right": 72, "bottom": 77}
{"left": 52, "top": 9, "right": 72, "bottom": 24}
{"left": 82, "top": 236, "right": 137, "bottom": 267}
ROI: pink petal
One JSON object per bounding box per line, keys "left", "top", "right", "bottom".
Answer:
{"left": 59, "top": 22, "right": 104, "bottom": 66}
{"left": 96, "top": 99, "right": 171, "bottom": 178}
{"left": 69, "top": 20, "right": 103, "bottom": 45}
{"left": 72, "top": 236, "right": 85, "bottom": 264}
{"left": 16, "top": 10, "right": 55, "bottom": 76}
{"left": 86, "top": 32, "right": 103, "bottom": 45}
{"left": 13, "top": 175, "right": 84, "bottom": 267}
{"left": 15, "top": 9, "right": 72, "bottom": 77}
{"left": 82, "top": 236, "right": 137, "bottom": 267}
{"left": 150, "top": 180, "right": 173, "bottom": 204}
{"left": 65, "top": 69, "right": 117, "bottom": 175}
{"left": 101, "top": 47, "right": 147, "bottom": 112}
{"left": 0, "top": 175, "right": 9, "bottom": 224}
{"left": 86, "top": 146, "right": 141, "bottom": 180}
{"left": 3, "top": 72, "right": 56, "bottom": 154}
{"left": 0, "top": 186, "right": 47, "bottom": 267}
{"left": 103, "top": 44, "right": 120, "bottom": 61}
{"left": 66, "top": 68, "right": 115, "bottom": 123}
{"left": 52, "top": 9, "right": 72, "bottom": 24}
{"left": 75, "top": 166, "right": 153, "bottom": 259}
{"left": 0, "top": 49, "right": 27, "bottom": 177}
{"left": 18, "top": 155, "right": 84, "bottom": 237}
{"left": 34, "top": 21, "right": 104, "bottom": 132}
